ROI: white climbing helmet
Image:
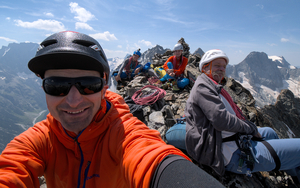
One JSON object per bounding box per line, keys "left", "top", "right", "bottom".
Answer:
{"left": 199, "top": 49, "right": 229, "bottom": 72}
{"left": 173, "top": 43, "right": 183, "bottom": 51}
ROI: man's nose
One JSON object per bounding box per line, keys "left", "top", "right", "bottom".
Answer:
{"left": 65, "top": 86, "right": 84, "bottom": 108}
{"left": 219, "top": 66, "right": 225, "bottom": 71}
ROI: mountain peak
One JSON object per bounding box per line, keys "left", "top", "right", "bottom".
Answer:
{"left": 268, "top": 55, "right": 292, "bottom": 69}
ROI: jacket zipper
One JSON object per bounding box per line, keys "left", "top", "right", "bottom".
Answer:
{"left": 75, "top": 138, "right": 84, "bottom": 188}
{"left": 74, "top": 137, "right": 91, "bottom": 188}
{"left": 83, "top": 161, "right": 91, "bottom": 188}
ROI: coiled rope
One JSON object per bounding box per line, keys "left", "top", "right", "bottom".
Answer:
{"left": 132, "top": 85, "right": 166, "bottom": 105}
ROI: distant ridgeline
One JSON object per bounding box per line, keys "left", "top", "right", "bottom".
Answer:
{"left": 0, "top": 42, "right": 47, "bottom": 152}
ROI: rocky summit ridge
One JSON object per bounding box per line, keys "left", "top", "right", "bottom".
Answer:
{"left": 113, "top": 38, "right": 300, "bottom": 188}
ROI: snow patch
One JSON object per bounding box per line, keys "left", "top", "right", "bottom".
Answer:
{"left": 284, "top": 123, "right": 295, "bottom": 138}
{"left": 2, "top": 48, "right": 10, "bottom": 56}
{"left": 17, "top": 72, "right": 36, "bottom": 80}
{"left": 290, "top": 65, "right": 296, "bottom": 69}
{"left": 259, "top": 85, "right": 280, "bottom": 99}
{"left": 32, "top": 110, "right": 47, "bottom": 125}
{"left": 268, "top": 56, "right": 283, "bottom": 64}
{"left": 238, "top": 72, "right": 256, "bottom": 94}
{"left": 282, "top": 78, "right": 300, "bottom": 98}
{"left": 15, "top": 123, "right": 27, "bottom": 131}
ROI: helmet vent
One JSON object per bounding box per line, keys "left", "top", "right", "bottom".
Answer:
{"left": 73, "top": 40, "right": 95, "bottom": 47}
{"left": 40, "top": 39, "right": 57, "bottom": 47}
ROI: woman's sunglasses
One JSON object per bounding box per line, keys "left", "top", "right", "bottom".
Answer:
{"left": 42, "top": 76, "right": 105, "bottom": 96}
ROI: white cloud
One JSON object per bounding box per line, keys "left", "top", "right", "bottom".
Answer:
{"left": 267, "top": 43, "right": 277, "bottom": 46}
{"left": 235, "top": 50, "right": 244, "bottom": 54}
{"left": 133, "top": 43, "right": 140, "bottom": 50}
{"left": 6, "top": 17, "right": 10, "bottom": 21}
{"left": 89, "top": 31, "right": 117, "bottom": 41}
{"left": 44, "top": 12, "right": 54, "bottom": 17}
{"left": 138, "top": 40, "right": 154, "bottom": 47}
{"left": 14, "top": 19, "right": 65, "bottom": 32}
{"left": 69, "top": 2, "right": 95, "bottom": 22}
{"left": 117, "top": 45, "right": 122, "bottom": 48}
{"left": 103, "top": 49, "right": 128, "bottom": 59}
{"left": 281, "top": 38, "right": 289, "bottom": 42}
{"left": 256, "top": 4, "right": 264, "bottom": 9}
{"left": 75, "top": 22, "right": 93, "bottom": 30}
{"left": 0, "top": 6, "right": 15, "bottom": 9}
{"left": 0, "top": 36, "right": 18, "bottom": 43}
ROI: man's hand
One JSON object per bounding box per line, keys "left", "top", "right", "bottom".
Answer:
{"left": 134, "top": 68, "right": 140, "bottom": 75}
{"left": 254, "top": 132, "right": 262, "bottom": 138}
{"left": 115, "top": 74, "right": 121, "bottom": 82}
{"left": 169, "top": 72, "right": 175, "bottom": 77}
{"left": 166, "top": 69, "right": 173, "bottom": 74}
{"left": 166, "top": 69, "right": 175, "bottom": 77}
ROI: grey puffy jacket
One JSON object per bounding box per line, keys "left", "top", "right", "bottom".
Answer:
{"left": 185, "top": 74, "right": 258, "bottom": 175}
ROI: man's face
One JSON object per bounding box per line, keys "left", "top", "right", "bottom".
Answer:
{"left": 132, "top": 54, "right": 139, "bottom": 61}
{"left": 203, "top": 58, "right": 227, "bottom": 83}
{"left": 44, "top": 69, "right": 106, "bottom": 134}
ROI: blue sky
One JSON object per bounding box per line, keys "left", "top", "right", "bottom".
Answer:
{"left": 0, "top": 0, "right": 300, "bottom": 66}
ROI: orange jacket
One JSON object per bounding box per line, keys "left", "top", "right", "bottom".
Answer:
{"left": 0, "top": 91, "right": 189, "bottom": 188}
{"left": 163, "top": 55, "right": 188, "bottom": 76}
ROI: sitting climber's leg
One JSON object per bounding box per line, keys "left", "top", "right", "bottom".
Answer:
{"left": 166, "top": 123, "right": 186, "bottom": 150}
{"left": 177, "top": 77, "right": 190, "bottom": 89}
{"left": 226, "top": 128, "right": 300, "bottom": 182}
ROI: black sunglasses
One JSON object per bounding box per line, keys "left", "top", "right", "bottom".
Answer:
{"left": 42, "top": 76, "right": 105, "bottom": 96}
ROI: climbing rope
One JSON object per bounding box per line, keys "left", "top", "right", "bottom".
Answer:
{"left": 132, "top": 85, "right": 166, "bottom": 105}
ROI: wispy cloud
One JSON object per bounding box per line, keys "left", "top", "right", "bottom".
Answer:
{"left": 153, "top": 16, "right": 193, "bottom": 26}
{"left": 267, "top": 43, "right": 277, "bottom": 46}
{"left": 14, "top": 19, "right": 66, "bottom": 32}
{"left": 256, "top": 4, "right": 264, "bottom": 10}
{"left": 117, "top": 45, "right": 122, "bottom": 48}
{"left": 152, "top": 0, "right": 193, "bottom": 26}
{"left": 89, "top": 31, "right": 117, "bottom": 41}
{"left": 154, "top": 0, "right": 175, "bottom": 12}
{"left": 138, "top": 40, "right": 154, "bottom": 47}
{"left": 0, "top": 5, "right": 15, "bottom": 10}
{"left": 281, "top": 38, "right": 289, "bottom": 42}
{"left": 75, "top": 22, "right": 93, "bottom": 30}
{"left": 0, "top": 36, "right": 18, "bottom": 43}
{"left": 69, "top": 2, "right": 96, "bottom": 22}
{"left": 6, "top": 17, "right": 10, "bottom": 21}
{"left": 44, "top": 12, "right": 54, "bottom": 17}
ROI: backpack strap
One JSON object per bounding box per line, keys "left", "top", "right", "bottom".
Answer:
{"left": 261, "top": 141, "right": 281, "bottom": 171}
{"left": 222, "top": 133, "right": 239, "bottom": 143}
{"left": 223, "top": 133, "right": 281, "bottom": 172}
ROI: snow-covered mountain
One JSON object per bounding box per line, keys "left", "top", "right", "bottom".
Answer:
{"left": 226, "top": 52, "right": 300, "bottom": 107}
{"left": 107, "top": 57, "right": 124, "bottom": 73}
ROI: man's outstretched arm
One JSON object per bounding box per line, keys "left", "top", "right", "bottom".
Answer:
{"left": 151, "top": 155, "right": 225, "bottom": 188}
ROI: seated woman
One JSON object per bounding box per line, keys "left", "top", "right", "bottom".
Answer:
{"left": 158, "top": 43, "right": 189, "bottom": 91}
